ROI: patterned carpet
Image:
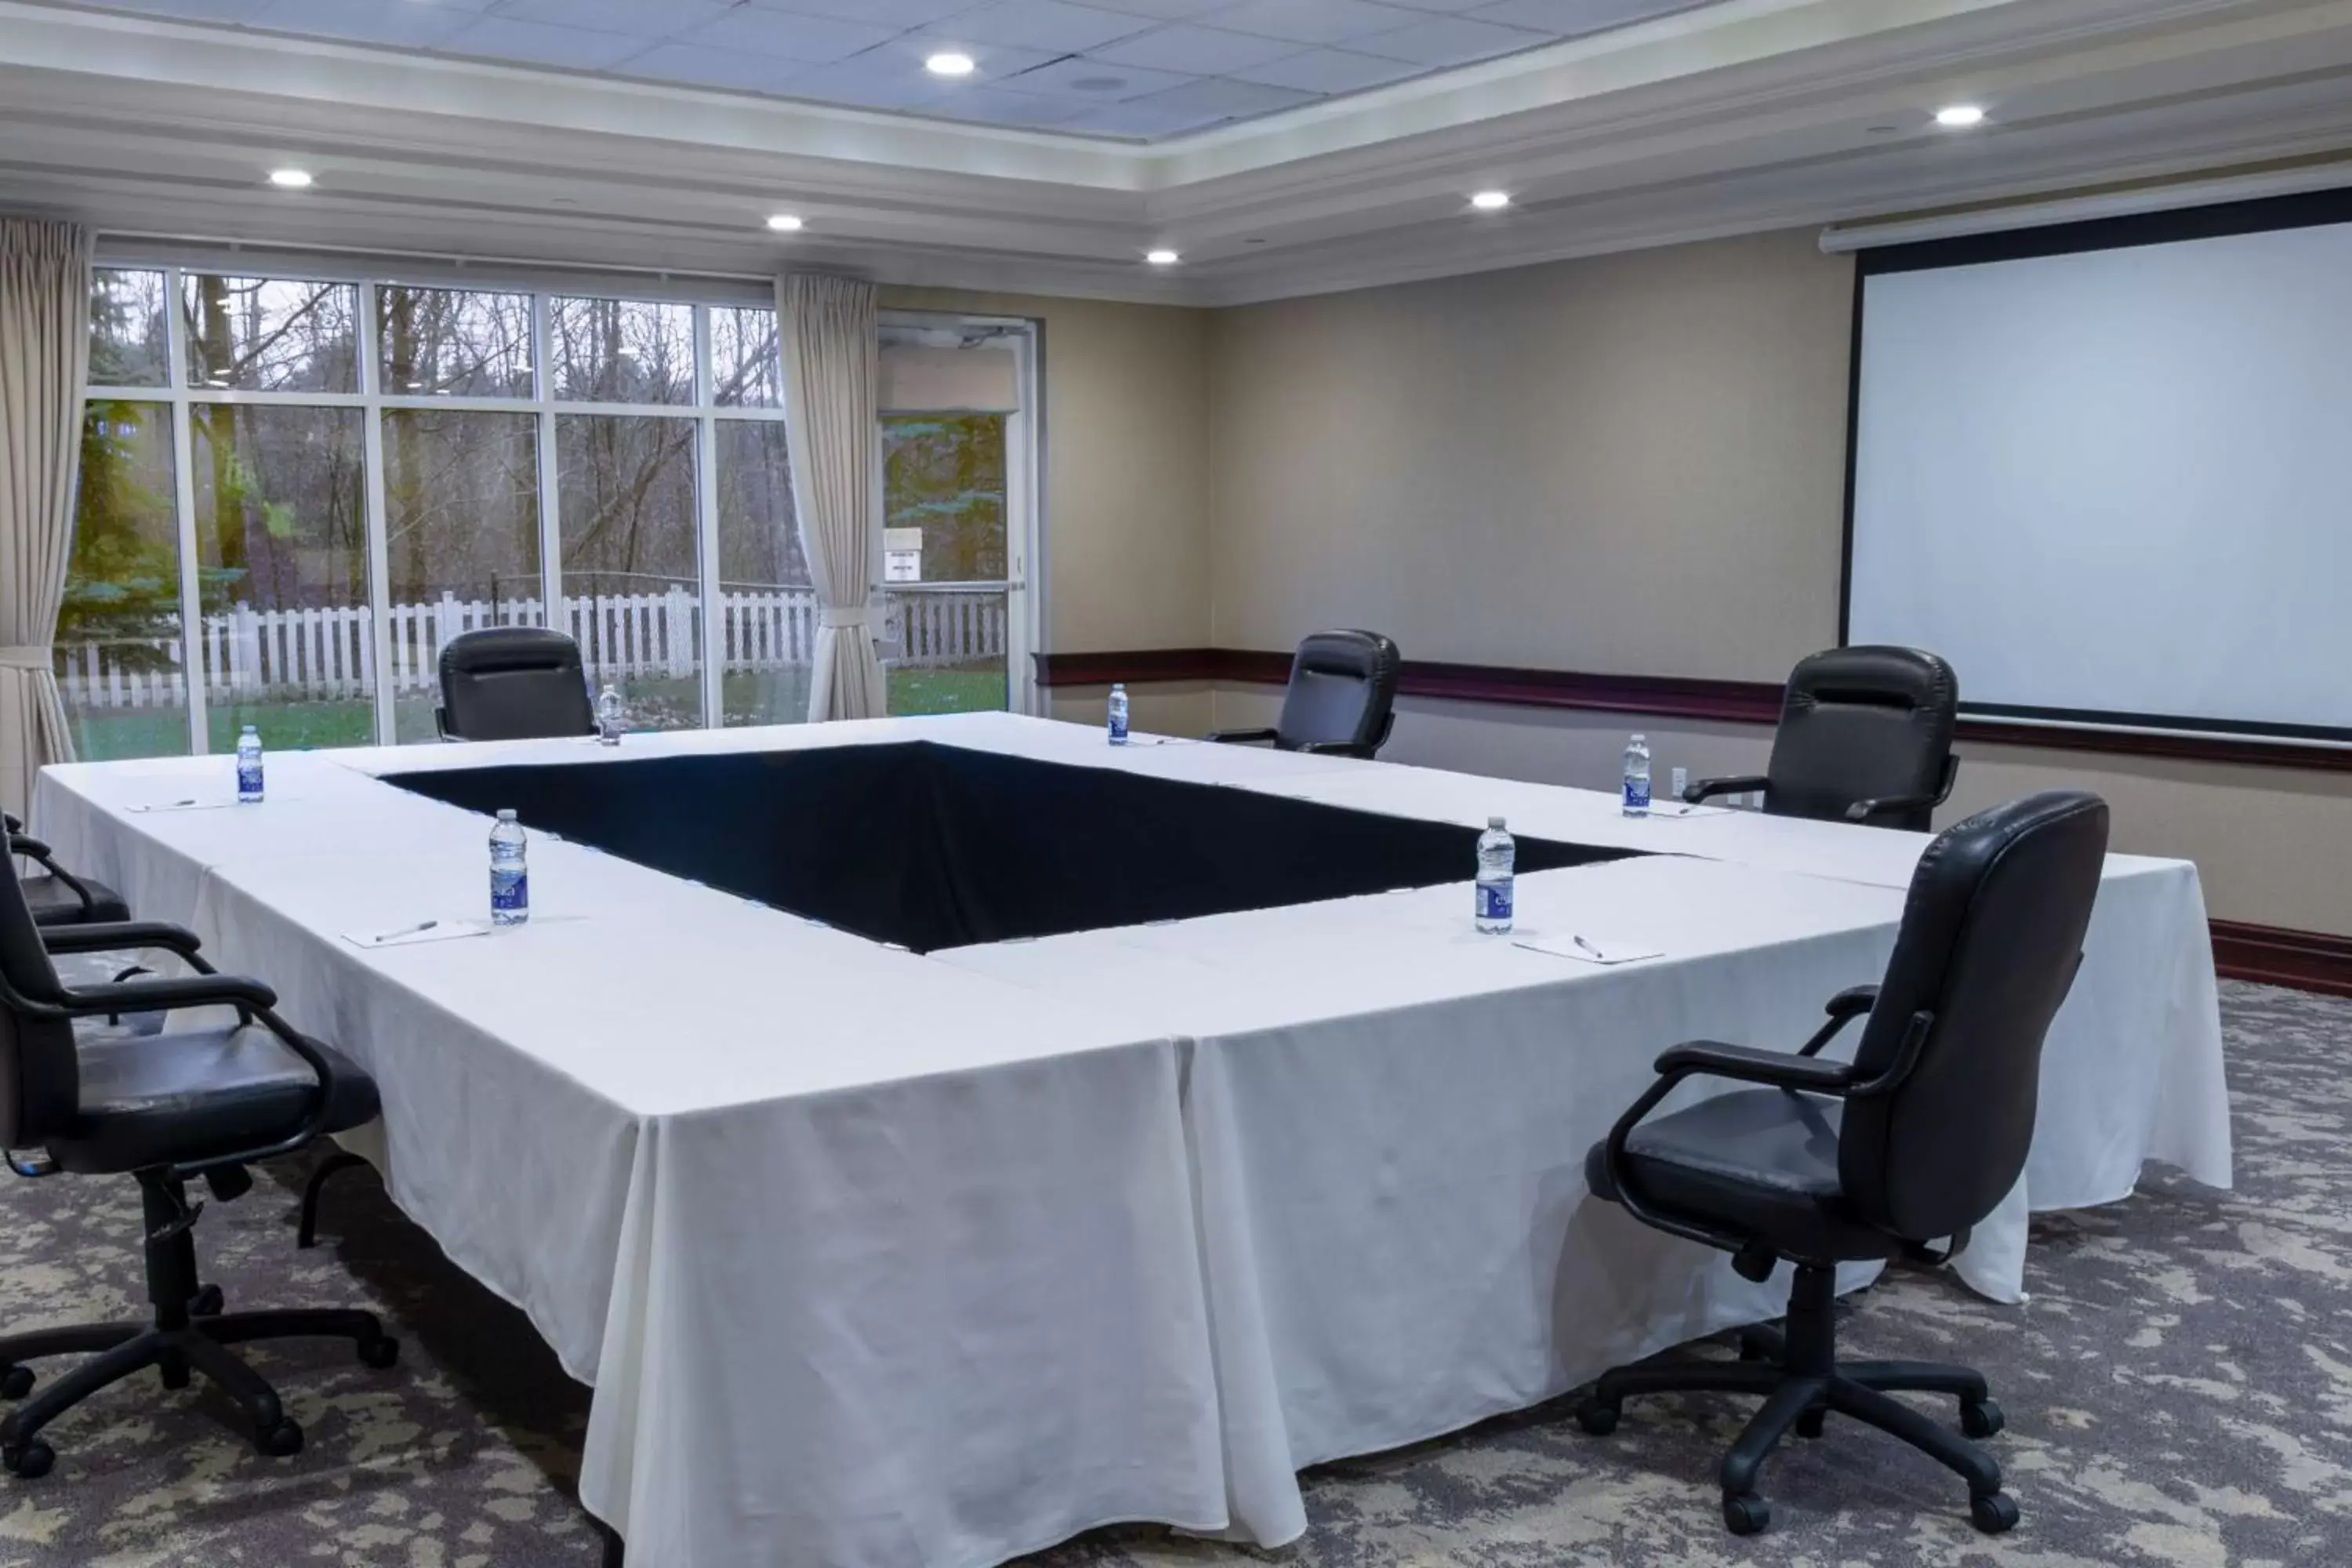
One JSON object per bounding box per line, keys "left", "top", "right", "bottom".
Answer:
{"left": 0, "top": 980, "right": 2343, "bottom": 1567}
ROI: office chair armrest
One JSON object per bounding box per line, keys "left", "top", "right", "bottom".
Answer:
{"left": 1205, "top": 728, "right": 1279, "bottom": 747}
{"left": 9, "top": 835, "right": 107, "bottom": 914}
{"left": 1795, "top": 984, "right": 1878, "bottom": 1056}
{"left": 56, "top": 971, "right": 278, "bottom": 1018}
{"left": 1295, "top": 739, "right": 1374, "bottom": 759}
{"left": 40, "top": 920, "right": 201, "bottom": 958}
{"left": 1683, "top": 775, "right": 1768, "bottom": 805}
{"left": 2, "top": 811, "right": 20, "bottom": 833}
{"left": 8, "top": 831, "right": 54, "bottom": 861}
{"left": 1652, "top": 1040, "right": 1857, "bottom": 1095}
{"left": 171, "top": 1003, "right": 352, "bottom": 1181}
{"left": 1842, "top": 793, "right": 1938, "bottom": 825}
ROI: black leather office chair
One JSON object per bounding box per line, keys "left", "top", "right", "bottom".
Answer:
{"left": 1574, "top": 789, "right": 2109, "bottom": 1538}
{"left": 1207, "top": 630, "right": 1401, "bottom": 759}
{"left": 5, "top": 812, "right": 129, "bottom": 928}
{"left": 0, "top": 870, "right": 398, "bottom": 1479}
{"left": 435, "top": 626, "right": 596, "bottom": 742}
{"left": 1684, "top": 646, "right": 1958, "bottom": 829}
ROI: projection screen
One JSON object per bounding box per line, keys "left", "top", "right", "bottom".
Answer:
{"left": 1845, "top": 191, "right": 2352, "bottom": 742}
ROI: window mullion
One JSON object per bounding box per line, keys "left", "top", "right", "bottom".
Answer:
{"left": 358, "top": 281, "right": 397, "bottom": 746}
{"left": 694, "top": 306, "right": 722, "bottom": 730}
{"left": 162, "top": 267, "right": 209, "bottom": 756}
{"left": 533, "top": 294, "right": 565, "bottom": 659}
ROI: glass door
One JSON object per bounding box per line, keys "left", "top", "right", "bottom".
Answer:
{"left": 874, "top": 316, "right": 1035, "bottom": 717}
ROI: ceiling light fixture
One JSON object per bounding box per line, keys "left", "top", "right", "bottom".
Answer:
{"left": 925, "top": 51, "right": 975, "bottom": 77}
{"left": 1469, "top": 190, "right": 1511, "bottom": 210}
{"left": 1934, "top": 104, "right": 1986, "bottom": 127}
{"left": 1145, "top": 249, "right": 1180, "bottom": 266}
{"left": 267, "top": 168, "right": 314, "bottom": 189}
{"left": 767, "top": 213, "right": 804, "bottom": 232}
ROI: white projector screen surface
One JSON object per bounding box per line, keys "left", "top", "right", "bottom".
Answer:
{"left": 1849, "top": 213, "right": 2352, "bottom": 739}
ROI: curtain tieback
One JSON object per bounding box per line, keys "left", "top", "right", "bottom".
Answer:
{"left": 0, "top": 645, "right": 54, "bottom": 672}
{"left": 818, "top": 608, "right": 873, "bottom": 630}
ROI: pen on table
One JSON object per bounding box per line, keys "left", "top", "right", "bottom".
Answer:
{"left": 370, "top": 919, "right": 437, "bottom": 945}
{"left": 1573, "top": 935, "right": 1606, "bottom": 960}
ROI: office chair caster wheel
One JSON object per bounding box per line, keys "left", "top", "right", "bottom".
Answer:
{"left": 1795, "top": 1405, "right": 1826, "bottom": 1439}
{"left": 3, "top": 1439, "right": 53, "bottom": 1479}
{"left": 358, "top": 1334, "right": 400, "bottom": 1370}
{"left": 191, "top": 1284, "right": 224, "bottom": 1317}
{"left": 0, "top": 1366, "right": 32, "bottom": 1401}
{"left": 1961, "top": 1398, "right": 2004, "bottom": 1439}
{"left": 1722, "top": 1491, "right": 1769, "bottom": 1535}
{"left": 255, "top": 1419, "right": 303, "bottom": 1458}
{"left": 1970, "top": 1491, "right": 2019, "bottom": 1534}
{"left": 1572, "top": 1396, "right": 1619, "bottom": 1436}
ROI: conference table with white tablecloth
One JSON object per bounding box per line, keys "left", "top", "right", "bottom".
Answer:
{"left": 29, "top": 711, "right": 2232, "bottom": 1568}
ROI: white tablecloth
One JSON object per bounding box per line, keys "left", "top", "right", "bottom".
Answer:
{"left": 28, "top": 712, "right": 2233, "bottom": 1566}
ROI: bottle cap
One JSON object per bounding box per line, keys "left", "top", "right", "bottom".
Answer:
{"left": 496, "top": 808, "right": 517, "bottom": 821}
{"left": 1488, "top": 815, "right": 1505, "bottom": 829}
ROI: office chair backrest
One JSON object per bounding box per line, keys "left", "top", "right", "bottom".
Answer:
{"left": 437, "top": 627, "right": 597, "bottom": 742}
{"left": 1275, "top": 630, "right": 1402, "bottom": 753}
{"left": 1764, "top": 646, "right": 1958, "bottom": 830}
{"left": 1839, "top": 789, "right": 2109, "bottom": 1243}
{"left": 0, "top": 863, "right": 78, "bottom": 1149}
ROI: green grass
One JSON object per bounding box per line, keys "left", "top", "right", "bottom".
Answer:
{"left": 64, "top": 664, "right": 1011, "bottom": 760}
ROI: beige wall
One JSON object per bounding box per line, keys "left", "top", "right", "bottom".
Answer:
{"left": 880, "top": 286, "right": 1212, "bottom": 655}
{"left": 1190, "top": 230, "right": 2352, "bottom": 936}
{"left": 1205, "top": 230, "right": 1855, "bottom": 677}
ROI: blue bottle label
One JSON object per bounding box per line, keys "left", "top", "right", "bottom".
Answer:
{"left": 238, "top": 760, "right": 263, "bottom": 797}
{"left": 1623, "top": 775, "right": 1651, "bottom": 811}
{"left": 1109, "top": 711, "right": 1128, "bottom": 742}
{"left": 491, "top": 868, "right": 528, "bottom": 913}
{"left": 1477, "top": 880, "right": 1513, "bottom": 920}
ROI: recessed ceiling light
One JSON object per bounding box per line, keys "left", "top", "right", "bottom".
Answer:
{"left": 1145, "top": 249, "right": 1180, "bottom": 266}
{"left": 1469, "top": 190, "right": 1511, "bottom": 210}
{"left": 267, "top": 168, "right": 314, "bottom": 189}
{"left": 925, "top": 51, "right": 975, "bottom": 77}
{"left": 1934, "top": 104, "right": 1986, "bottom": 128}
{"left": 767, "top": 213, "right": 804, "bottom": 232}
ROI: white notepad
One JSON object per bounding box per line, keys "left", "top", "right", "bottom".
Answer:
{"left": 1512, "top": 933, "right": 1664, "bottom": 966}
{"left": 123, "top": 799, "right": 238, "bottom": 814}
{"left": 342, "top": 919, "right": 494, "bottom": 949}
{"left": 1635, "top": 802, "right": 1732, "bottom": 820}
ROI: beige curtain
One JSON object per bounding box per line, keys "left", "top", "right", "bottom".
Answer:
{"left": 0, "top": 218, "right": 89, "bottom": 818}
{"left": 776, "top": 272, "right": 884, "bottom": 722}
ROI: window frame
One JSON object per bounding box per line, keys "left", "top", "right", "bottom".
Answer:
{"left": 84, "top": 265, "right": 791, "bottom": 750}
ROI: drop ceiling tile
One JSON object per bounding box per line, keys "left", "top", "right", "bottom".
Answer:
{"left": 775, "top": 52, "right": 962, "bottom": 108}
{"left": 78, "top": 0, "right": 271, "bottom": 20}
{"left": 679, "top": 7, "right": 901, "bottom": 61}
{"left": 619, "top": 43, "right": 822, "bottom": 91}
{"left": 1225, "top": 45, "right": 1418, "bottom": 91}
{"left": 1092, "top": 24, "right": 1302, "bottom": 74}
{"left": 1127, "top": 74, "right": 1315, "bottom": 117}
{"left": 926, "top": 86, "right": 1096, "bottom": 125}
{"left": 440, "top": 16, "right": 656, "bottom": 69}
{"left": 1203, "top": 0, "right": 1427, "bottom": 46}
{"left": 833, "top": 37, "right": 1065, "bottom": 90}
{"left": 249, "top": 0, "right": 476, "bottom": 47}
{"left": 746, "top": 0, "right": 982, "bottom": 27}
{"left": 1084, "top": 0, "right": 1240, "bottom": 18}
{"left": 999, "top": 55, "right": 1197, "bottom": 100}
{"left": 497, "top": 0, "right": 733, "bottom": 35}
{"left": 1353, "top": 13, "right": 1548, "bottom": 64}
{"left": 1465, "top": 0, "right": 1709, "bottom": 34}
{"left": 935, "top": 0, "right": 1157, "bottom": 52}
{"left": 1058, "top": 96, "right": 1231, "bottom": 136}
{"left": 1370, "top": 0, "right": 1510, "bottom": 12}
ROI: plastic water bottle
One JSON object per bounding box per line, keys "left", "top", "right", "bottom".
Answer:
{"left": 489, "top": 809, "right": 528, "bottom": 927}
{"left": 1670, "top": 765, "right": 1689, "bottom": 804}
{"left": 1108, "top": 682, "right": 1130, "bottom": 746}
{"left": 1622, "top": 734, "right": 1653, "bottom": 818}
{"left": 1475, "top": 816, "right": 1515, "bottom": 934}
{"left": 596, "top": 684, "right": 624, "bottom": 746}
{"left": 235, "top": 724, "right": 263, "bottom": 804}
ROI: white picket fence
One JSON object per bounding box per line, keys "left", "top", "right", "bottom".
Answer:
{"left": 57, "top": 587, "right": 1006, "bottom": 711}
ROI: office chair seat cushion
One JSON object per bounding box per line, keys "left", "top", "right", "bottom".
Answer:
{"left": 49, "top": 1025, "right": 380, "bottom": 1175}
{"left": 1584, "top": 1089, "right": 1896, "bottom": 1265}
{"left": 22, "top": 875, "right": 131, "bottom": 927}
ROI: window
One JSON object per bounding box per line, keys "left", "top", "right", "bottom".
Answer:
{"left": 64, "top": 269, "right": 1033, "bottom": 756}
{"left": 64, "top": 267, "right": 805, "bottom": 754}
